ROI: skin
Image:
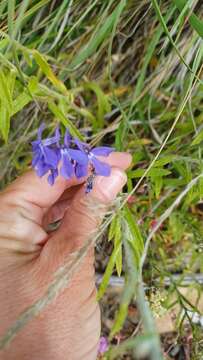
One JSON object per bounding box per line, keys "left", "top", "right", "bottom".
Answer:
{"left": 0, "top": 152, "right": 132, "bottom": 360}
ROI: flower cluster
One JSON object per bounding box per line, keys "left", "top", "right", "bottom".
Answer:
{"left": 32, "top": 124, "right": 114, "bottom": 192}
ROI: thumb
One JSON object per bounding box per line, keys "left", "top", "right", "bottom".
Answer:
{"left": 42, "top": 166, "right": 127, "bottom": 268}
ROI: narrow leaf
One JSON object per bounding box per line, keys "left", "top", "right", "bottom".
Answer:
{"left": 33, "top": 51, "right": 68, "bottom": 94}
{"left": 123, "top": 205, "right": 144, "bottom": 256}
{"left": 97, "top": 247, "right": 118, "bottom": 300}
{"left": 173, "top": 0, "right": 203, "bottom": 38}
{"left": 48, "top": 102, "right": 84, "bottom": 140}
{"left": 69, "top": 0, "right": 126, "bottom": 69}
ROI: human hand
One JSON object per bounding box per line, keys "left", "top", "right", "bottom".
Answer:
{"left": 0, "top": 152, "right": 131, "bottom": 360}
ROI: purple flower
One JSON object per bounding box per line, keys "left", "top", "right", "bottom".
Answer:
{"left": 60, "top": 130, "right": 88, "bottom": 179}
{"left": 31, "top": 124, "right": 115, "bottom": 191}
{"left": 74, "top": 139, "right": 114, "bottom": 178}
{"left": 98, "top": 337, "right": 109, "bottom": 355}
{"left": 32, "top": 124, "right": 60, "bottom": 181}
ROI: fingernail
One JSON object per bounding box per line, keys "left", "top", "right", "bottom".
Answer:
{"left": 96, "top": 168, "right": 127, "bottom": 202}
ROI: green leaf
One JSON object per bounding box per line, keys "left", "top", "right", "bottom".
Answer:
{"left": 154, "top": 176, "right": 163, "bottom": 199}
{"left": 114, "top": 218, "right": 121, "bottom": 248}
{"left": 0, "top": 70, "right": 14, "bottom": 142}
{"left": 38, "top": 0, "right": 73, "bottom": 50}
{"left": 111, "top": 302, "right": 128, "bottom": 337}
{"left": 123, "top": 205, "right": 144, "bottom": 256}
{"left": 151, "top": 0, "right": 202, "bottom": 78}
{"left": 132, "top": 151, "right": 145, "bottom": 164}
{"left": 131, "top": 5, "right": 176, "bottom": 103}
{"left": 69, "top": 0, "right": 126, "bottom": 69}
{"left": 162, "top": 0, "right": 194, "bottom": 50}
{"left": 0, "top": 71, "right": 13, "bottom": 111}
{"left": 8, "top": 0, "right": 15, "bottom": 37}
{"left": 0, "top": 1, "right": 7, "bottom": 17}
{"left": 97, "top": 246, "right": 118, "bottom": 300}
{"left": 84, "top": 82, "right": 111, "bottom": 129}
{"left": 115, "top": 120, "right": 125, "bottom": 151}
{"left": 154, "top": 155, "right": 176, "bottom": 167}
{"left": 115, "top": 245, "right": 122, "bottom": 277}
{"left": 114, "top": 218, "right": 122, "bottom": 276}
{"left": 128, "top": 168, "right": 171, "bottom": 178}
{"left": 12, "top": 0, "right": 30, "bottom": 40}
{"left": 173, "top": 161, "right": 187, "bottom": 178}
{"left": 7, "top": 69, "right": 16, "bottom": 97}
{"left": 48, "top": 102, "right": 84, "bottom": 140}
{"left": 198, "top": 175, "right": 203, "bottom": 198}
{"left": 72, "top": 104, "right": 97, "bottom": 129}
{"left": 61, "top": 0, "right": 100, "bottom": 46}
{"left": 169, "top": 212, "right": 185, "bottom": 243}
{"left": 12, "top": 77, "right": 38, "bottom": 115}
{"left": 108, "top": 216, "right": 118, "bottom": 241}
{"left": 173, "top": 0, "right": 203, "bottom": 38}
{"left": 33, "top": 51, "right": 68, "bottom": 94}
{"left": 0, "top": 105, "right": 10, "bottom": 143}
{"left": 0, "top": 39, "right": 9, "bottom": 51}
{"left": 127, "top": 177, "right": 133, "bottom": 193}
{"left": 109, "top": 216, "right": 123, "bottom": 276}
{"left": 110, "top": 240, "right": 138, "bottom": 337}
{"left": 23, "top": 0, "right": 50, "bottom": 19}
{"left": 191, "top": 128, "right": 203, "bottom": 146}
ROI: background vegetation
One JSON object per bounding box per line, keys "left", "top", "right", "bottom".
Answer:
{"left": 0, "top": 0, "right": 203, "bottom": 359}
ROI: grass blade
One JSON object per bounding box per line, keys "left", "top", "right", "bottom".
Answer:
{"left": 173, "top": 0, "right": 203, "bottom": 38}
{"left": 151, "top": 0, "right": 202, "bottom": 82}
{"left": 69, "top": 0, "right": 126, "bottom": 70}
